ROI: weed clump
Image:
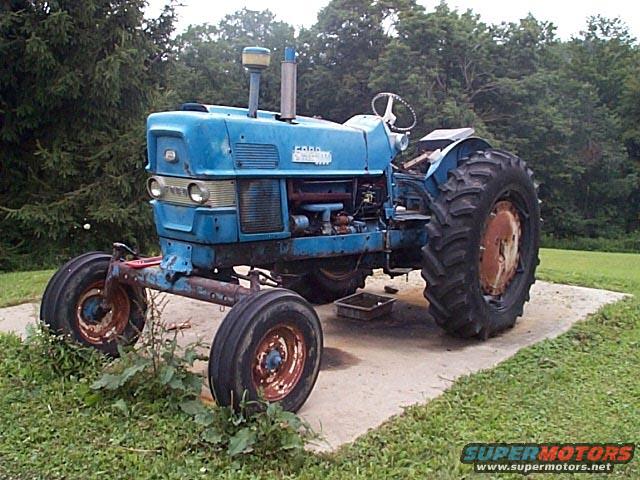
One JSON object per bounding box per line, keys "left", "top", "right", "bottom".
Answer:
{"left": 20, "top": 293, "right": 317, "bottom": 458}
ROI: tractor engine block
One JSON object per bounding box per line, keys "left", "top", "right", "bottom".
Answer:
{"left": 285, "top": 177, "right": 387, "bottom": 237}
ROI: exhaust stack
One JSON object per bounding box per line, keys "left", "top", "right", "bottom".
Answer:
{"left": 241, "top": 47, "right": 271, "bottom": 118}
{"left": 280, "top": 47, "right": 297, "bottom": 121}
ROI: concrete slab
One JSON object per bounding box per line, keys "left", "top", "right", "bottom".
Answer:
{"left": 0, "top": 272, "right": 626, "bottom": 450}
{"left": 0, "top": 302, "right": 39, "bottom": 337}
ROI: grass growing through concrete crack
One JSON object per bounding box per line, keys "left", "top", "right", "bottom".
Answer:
{"left": 0, "top": 248, "right": 638, "bottom": 478}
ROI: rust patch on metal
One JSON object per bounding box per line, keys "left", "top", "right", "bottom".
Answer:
{"left": 75, "top": 280, "right": 130, "bottom": 345}
{"left": 479, "top": 200, "right": 521, "bottom": 296}
{"left": 251, "top": 324, "right": 306, "bottom": 402}
{"left": 112, "top": 263, "right": 254, "bottom": 307}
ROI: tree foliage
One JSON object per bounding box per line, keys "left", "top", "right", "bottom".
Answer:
{"left": 173, "top": 9, "right": 295, "bottom": 111}
{"left": 0, "top": 0, "right": 176, "bottom": 269}
{"left": 1, "top": 1, "right": 639, "bottom": 269}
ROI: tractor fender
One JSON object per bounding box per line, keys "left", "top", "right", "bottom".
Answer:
{"left": 424, "top": 137, "right": 491, "bottom": 197}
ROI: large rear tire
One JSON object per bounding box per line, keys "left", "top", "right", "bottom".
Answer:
{"left": 208, "top": 289, "right": 322, "bottom": 412}
{"left": 40, "top": 253, "right": 147, "bottom": 356}
{"left": 422, "top": 149, "right": 540, "bottom": 339}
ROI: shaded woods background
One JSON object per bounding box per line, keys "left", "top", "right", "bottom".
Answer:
{"left": 1, "top": 0, "right": 639, "bottom": 270}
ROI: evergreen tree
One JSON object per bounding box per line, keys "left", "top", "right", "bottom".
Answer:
{"left": 0, "top": 0, "right": 176, "bottom": 269}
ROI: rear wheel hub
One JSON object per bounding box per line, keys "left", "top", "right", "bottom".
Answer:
{"left": 479, "top": 200, "right": 522, "bottom": 296}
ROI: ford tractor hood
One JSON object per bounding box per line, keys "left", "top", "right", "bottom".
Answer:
{"left": 146, "top": 105, "right": 397, "bottom": 179}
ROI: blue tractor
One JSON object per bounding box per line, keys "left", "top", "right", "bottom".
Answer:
{"left": 41, "top": 47, "right": 540, "bottom": 412}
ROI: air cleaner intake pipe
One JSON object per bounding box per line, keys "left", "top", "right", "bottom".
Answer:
{"left": 242, "top": 46, "right": 271, "bottom": 118}
{"left": 280, "top": 47, "right": 297, "bottom": 121}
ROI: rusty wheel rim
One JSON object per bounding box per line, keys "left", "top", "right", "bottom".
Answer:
{"left": 252, "top": 324, "right": 306, "bottom": 402}
{"left": 318, "top": 258, "right": 361, "bottom": 282}
{"left": 479, "top": 200, "right": 522, "bottom": 296}
{"left": 318, "top": 267, "right": 357, "bottom": 282}
{"left": 75, "top": 281, "right": 130, "bottom": 345}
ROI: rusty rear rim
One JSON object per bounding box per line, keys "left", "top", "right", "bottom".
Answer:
{"left": 75, "top": 281, "right": 131, "bottom": 345}
{"left": 251, "top": 324, "right": 306, "bottom": 402}
{"left": 318, "top": 267, "right": 358, "bottom": 282}
{"left": 479, "top": 199, "right": 522, "bottom": 296}
{"left": 318, "top": 256, "right": 365, "bottom": 283}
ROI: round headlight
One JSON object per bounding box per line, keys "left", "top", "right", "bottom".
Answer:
{"left": 147, "top": 177, "right": 165, "bottom": 199}
{"left": 164, "top": 149, "right": 177, "bottom": 162}
{"left": 188, "top": 182, "right": 209, "bottom": 204}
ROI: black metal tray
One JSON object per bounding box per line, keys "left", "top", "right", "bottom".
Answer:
{"left": 334, "top": 292, "right": 396, "bottom": 321}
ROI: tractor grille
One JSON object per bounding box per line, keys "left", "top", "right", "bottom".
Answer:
{"left": 238, "top": 179, "right": 284, "bottom": 234}
{"left": 233, "top": 143, "right": 279, "bottom": 169}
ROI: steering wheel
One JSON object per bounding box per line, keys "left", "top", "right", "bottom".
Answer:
{"left": 371, "top": 92, "right": 417, "bottom": 132}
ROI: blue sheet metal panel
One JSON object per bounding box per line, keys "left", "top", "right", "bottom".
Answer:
{"left": 205, "top": 104, "right": 335, "bottom": 127}
{"left": 152, "top": 201, "right": 239, "bottom": 244}
{"left": 182, "top": 232, "right": 388, "bottom": 269}
{"left": 289, "top": 231, "right": 384, "bottom": 257}
{"left": 344, "top": 115, "right": 396, "bottom": 171}
{"left": 160, "top": 238, "right": 194, "bottom": 274}
{"left": 225, "top": 114, "right": 367, "bottom": 174}
{"left": 174, "top": 221, "right": 426, "bottom": 270}
{"left": 147, "top": 106, "right": 393, "bottom": 178}
{"left": 159, "top": 238, "right": 216, "bottom": 274}
{"left": 289, "top": 231, "right": 420, "bottom": 262}
{"left": 152, "top": 201, "right": 194, "bottom": 233}
{"left": 387, "top": 226, "right": 428, "bottom": 248}
{"left": 288, "top": 228, "right": 422, "bottom": 257}
{"left": 425, "top": 137, "right": 491, "bottom": 195}
{"left": 152, "top": 134, "right": 191, "bottom": 177}
{"left": 147, "top": 111, "right": 234, "bottom": 178}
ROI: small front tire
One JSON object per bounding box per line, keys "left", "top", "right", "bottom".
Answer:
{"left": 208, "top": 289, "right": 323, "bottom": 412}
{"left": 40, "top": 253, "right": 147, "bottom": 356}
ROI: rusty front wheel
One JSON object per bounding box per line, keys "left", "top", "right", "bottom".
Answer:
{"left": 40, "top": 253, "right": 146, "bottom": 356}
{"left": 252, "top": 324, "right": 306, "bottom": 401}
{"left": 209, "top": 289, "right": 322, "bottom": 412}
{"left": 75, "top": 281, "right": 132, "bottom": 346}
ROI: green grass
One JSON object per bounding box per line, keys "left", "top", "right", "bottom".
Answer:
{"left": 541, "top": 232, "right": 640, "bottom": 254}
{"left": 0, "top": 269, "right": 54, "bottom": 308}
{"left": 538, "top": 247, "right": 640, "bottom": 293}
{"left": 0, "top": 249, "right": 638, "bottom": 479}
